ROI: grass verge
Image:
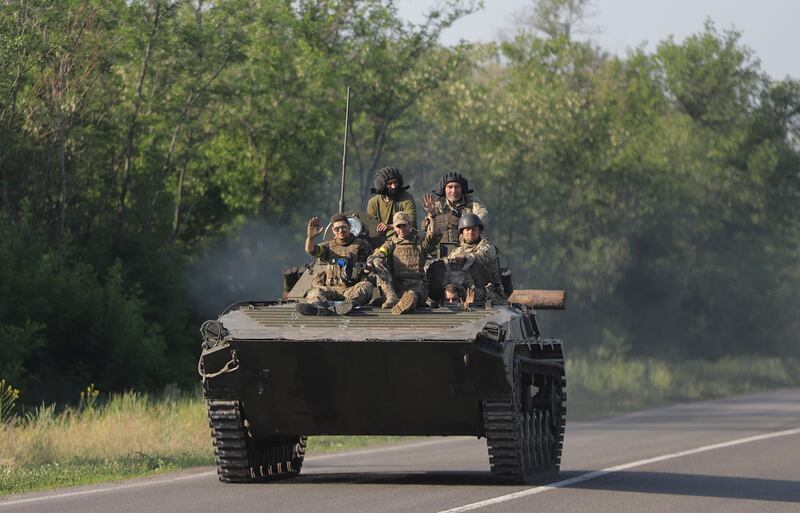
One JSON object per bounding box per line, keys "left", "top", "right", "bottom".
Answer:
{"left": 0, "top": 387, "right": 416, "bottom": 496}
{"left": 2, "top": 355, "right": 799, "bottom": 495}
{"left": 568, "top": 355, "right": 800, "bottom": 419}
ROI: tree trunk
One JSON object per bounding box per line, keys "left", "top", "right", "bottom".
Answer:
{"left": 117, "top": 3, "right": 161, "bottom": 234}
{"left": 170, "top": 158, "right": 188, "bottom": 241}
{"left": 259, "top": 160, "right": 269, "bottom": 216}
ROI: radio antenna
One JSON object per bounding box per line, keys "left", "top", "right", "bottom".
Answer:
{"left": 338, "top": 86, "right": 351, "bottom": 214}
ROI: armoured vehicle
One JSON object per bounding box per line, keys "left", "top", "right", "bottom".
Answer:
{"left": 198, "top": 214, "right": 567, "bottom": 484}
{"left": 198, "top": 88, "right": 566, "bottom": 483}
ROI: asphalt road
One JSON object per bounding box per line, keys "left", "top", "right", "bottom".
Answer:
{"left": 2, "top": 388, "right": 799, "bottom": 513}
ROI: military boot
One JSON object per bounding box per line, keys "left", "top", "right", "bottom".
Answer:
{"left": 391, "top": 290, "right": 416, "bottom": 315}
{"left": 296, "top": 301, "right": 331, "bottom": 316}
{"left": 377, "top": 278, "right": 399, "bottom": 309}
{"left": 332, "top": 299, "right": 354, "bottom": 316}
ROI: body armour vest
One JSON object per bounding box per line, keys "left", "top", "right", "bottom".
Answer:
{"left": 431, "top": 196, "right": 484, "bottom": 244}
{"left": 431, "top": 212, "right": 460, "bottom": 243}
{"left": 313, "top": 237, "right": 368, "bottom": 288}
{"left": 391, "top": 236, "right": 425, "bottom": 280}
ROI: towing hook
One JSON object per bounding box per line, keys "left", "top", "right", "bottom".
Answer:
{"left": 198, "top": 349, "right": 240, "bottom": 380}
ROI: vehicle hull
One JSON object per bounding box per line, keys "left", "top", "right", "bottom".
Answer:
{"left": 202, "top": 338, "right": 509, "bottom": 436}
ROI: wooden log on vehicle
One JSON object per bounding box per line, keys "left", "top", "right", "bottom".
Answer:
{"left": 507, "top": 289, "right": 566, "bottom": 310}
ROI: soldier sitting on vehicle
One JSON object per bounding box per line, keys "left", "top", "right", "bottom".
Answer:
{"left": 367, "top": 167, "right": 417, "bottom": 239}
{"left": 443, "top": 283, "right": 464, "bottom": 304}
{"left": 422, "top": 172, "right": 488, "bottom": 243}
{"left": 442, "top": 213, "right": 506, "bottom": 304}
{"left": 367, "top": 211, "right": 441, "bottom": 315}
{"left": 298, "top": 213, "right": 374, "bottom": 316}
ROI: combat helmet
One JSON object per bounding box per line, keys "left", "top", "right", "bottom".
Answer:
{"left": 433, "top": 171, "right": 473, "bottom": 197}
{"left": 457, "top": 212, "right": 483, "bottom": 232}
{"left": 370, "top": 167, "right": 409, "bottom": 194}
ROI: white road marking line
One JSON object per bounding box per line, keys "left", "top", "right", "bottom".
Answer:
{"left": 436, "top": 426, "right": 800, "bottom": 513}
{"left": 0, "top": 437, "right": 472, "bottom": 507}
{"left": 0, "top": 471, "right": 217, "bottom": 508}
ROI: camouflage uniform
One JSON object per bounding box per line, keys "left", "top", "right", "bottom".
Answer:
{"left": 371, "top": 228, "right": 441, "bottom": 310}
{"left": 306, "top": 234, "right": 374, "bottom": 306}
{"left": 444, "top": 236, "right": 505, "bottom": 303}
{"left": 428, "top": 195, "right": 488, "bottom": 243}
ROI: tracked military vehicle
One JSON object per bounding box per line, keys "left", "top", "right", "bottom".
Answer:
{"left": 198, "top": 212, "right": 567, "bottom": 483}
{"left": 198, "top": 88, "right": 566, "bottom": 484}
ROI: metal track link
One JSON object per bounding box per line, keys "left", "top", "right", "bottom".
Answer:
{"left": 208, "top": 400, "right": 251, "bottom": 482}
{"left": 207, "top": 399, "right": 307, "bottom": 483}
{"left": 482, "top": 339, "right": 567, "bottom": 483}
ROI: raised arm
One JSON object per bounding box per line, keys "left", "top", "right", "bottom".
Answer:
{"left": 305, "top": 216, "right": 325, "bottom": 257}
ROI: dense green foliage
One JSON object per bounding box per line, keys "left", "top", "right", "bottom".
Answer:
{"left": 1, "top": 0, "right": 799, "bottom": 403}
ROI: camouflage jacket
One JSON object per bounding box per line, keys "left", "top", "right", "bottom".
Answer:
{"left": 307, "top": 235, "right": 371, "bottom": 288}
{"left": 444, "top": 237, "right": 505, "bottom": 302}
{"left": 373, "top": 230, "right": 441, "bottom": 281}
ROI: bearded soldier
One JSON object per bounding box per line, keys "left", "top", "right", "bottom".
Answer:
{"left": 442, "top": 213, "right": 506, "bottom": 304}
{"left": 422, "top": 172, "right": 488, "bottom": 243}
{"left": 298, "top": 213, "right": 374, "bottom": 316}
{"left": 367, "top": 167, "right": 417, "bottom": 238}
{"left": 367, "top": 211, "right": 441, "bottom": 315}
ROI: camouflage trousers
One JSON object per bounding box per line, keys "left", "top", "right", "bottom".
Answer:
{"left": 306, "top": 281, "right": 374, "bottom": 306}
{"left": 371, "top": 263, "right": 428, "bottom": 308}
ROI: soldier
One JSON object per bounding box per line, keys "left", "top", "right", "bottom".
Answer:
{"left": 367, "top": 167, "right": 417, "bottom": 238}
{"left": 442, "top": 213, "right": 506, "bottom": 304}
{"left": 368, "top": 211, "right": 441, "bottom": 314}
{"left": 443, "top": 283, "right": 464, "bottom": 304}
{"left": 422, "top": 172, "right": 488, "bottom": 243}
{"left": 298, "top": 213, "right": 374, "bottom": 316}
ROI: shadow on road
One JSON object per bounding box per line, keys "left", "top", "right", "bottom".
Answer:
{"left": 280, "top": 469, "right": 800, "bottom": 503}
{"left": 282, "top": 470, "right": 566, "bottom": 487}
{"left": 568, "top": 470, "right": 800, "bottom": 502}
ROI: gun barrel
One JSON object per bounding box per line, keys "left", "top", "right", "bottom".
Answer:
{"left": 508, "top": 289, "right": 566, "bottom": 310}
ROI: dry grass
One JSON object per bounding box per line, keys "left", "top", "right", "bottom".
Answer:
{"left": 0, "top": 390, "right": 212, "bottom": 468}
{"left": 0, "top": 388, "right": 416, "bottom": 494}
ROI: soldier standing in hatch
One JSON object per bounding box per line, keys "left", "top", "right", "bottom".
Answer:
{"left": 367, "top": 167, "right": 417, "bottom": 238}
{"left": 422, "top": 172, "right": 488, "bottom": 243}
{"left": 298, "top": 213, "right": 374, "bottom": 316}
{"left": 368, "top": 211, "right": 441, "bottom": 314}
{"left": 442, "top": 213, "right": 506, "bottom": 304}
